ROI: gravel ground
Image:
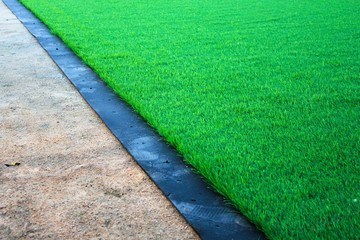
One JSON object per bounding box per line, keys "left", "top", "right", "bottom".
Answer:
{"left": 0, "top": 1, "right": 199, "bottom": 239}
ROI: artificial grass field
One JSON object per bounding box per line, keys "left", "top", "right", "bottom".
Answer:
{"left": 19, "top": 0, "right": 359, "bottom": 239}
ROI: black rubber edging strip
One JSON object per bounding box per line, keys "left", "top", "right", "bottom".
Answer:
{"left": 4, "top": 1, "right": 267, "bottom": 239}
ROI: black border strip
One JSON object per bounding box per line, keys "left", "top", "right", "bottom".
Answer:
{"left": 4, "top": 1, "right": 266, "bottom": 239}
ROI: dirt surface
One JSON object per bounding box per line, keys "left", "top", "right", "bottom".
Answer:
{"left": 0, "top": 1, "right": 199, "bottom": 239}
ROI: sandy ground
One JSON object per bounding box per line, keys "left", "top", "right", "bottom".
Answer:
{"left": 0, "top": 1, "right": 199, "bottom": 239}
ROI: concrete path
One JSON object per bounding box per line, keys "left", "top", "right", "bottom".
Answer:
{"left": 0, "top": 1, "right": 198, "bottom": 239}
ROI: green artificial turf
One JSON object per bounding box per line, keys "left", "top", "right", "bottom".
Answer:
{"left": 20, "top": 0, "right": 359, "bottom": 238}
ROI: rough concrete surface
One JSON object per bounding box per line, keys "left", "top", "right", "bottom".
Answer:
{"left": 0, "top": 1, "right": 199, "bottom": 239}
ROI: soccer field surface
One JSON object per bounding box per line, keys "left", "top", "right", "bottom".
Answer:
{"left": 20, "top": 0, "right": 359, "bottom": 238}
